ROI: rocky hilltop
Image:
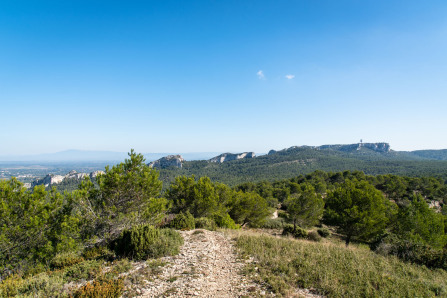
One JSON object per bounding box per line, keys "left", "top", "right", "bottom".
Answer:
{"left": 268, "top": 142, "right": 391, "bottom": 155}
{"left": 148, "top": 155, "right": 185, "bottom": 169}
{"left": 209, "top": 152, "right": 256, "bottom": 163}
{"left": 318, "top": 142, "right": 391, "bottom": 153}
{"left": 30, "top": 170, "right": 104, "bottom": 188}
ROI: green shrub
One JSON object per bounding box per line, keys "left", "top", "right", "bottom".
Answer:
{"left": 317, "top": 228, "right": 330, "bottom": 238}
{"left": 213, "top": 213, "right": 239, "bottom": 229}
{"left": 282, "top": 225, "right": 308, "bottom": 239}
{"left": 112, "top": 224, "right": 160, "bottom": 260}
{"left": 258, "top": 218, "right": 288, "bottom": 229}
{"left": 72, "top": 278, "right": 124, "bottom": 298}
{"left": 148, "top": 229, "right": 184, "bottom": 258}
{"left": 83, "top": 245, "right": 115, "bottom": 261}
{"left": 169, "top": 212, "right": 195, "bottom": 230}
{"left": 23, "top": 262, "right": 47, "bottom": 277}
{"left": 64, "top": 260, "right": 102, "bottom": 282}
{"left": 111, "top": 258, "right": 132, "bottom": 275}
{"left": 307, "top": 231, "right": 322, "bottom": 242}
{"left": 51, "top": 252, "right": 84, "bottom": 269}
{"left": 19, "top": 272, "right": 65, "bottom": 297}
{"left": 111, "top": 225, "right": 183, "bottom": 260}
{"left": 194, "top": 217, "right": 217, "bottom": 230}
{"left": 375, "top": 235, "right": 447, "bottom": 270}
{"left": 0, "top": 274, "right": 23, "bottom": 297}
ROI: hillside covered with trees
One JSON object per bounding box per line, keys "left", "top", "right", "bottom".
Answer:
{"left": 157, "top": 145, "right": 447, "bottom": 187}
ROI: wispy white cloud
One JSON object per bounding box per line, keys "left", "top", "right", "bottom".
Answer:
{"left": 257, "top": 70, "right": 265, "bottom": 80}
{"left": 285, "top": 74, "right": 295, "bottom": 80}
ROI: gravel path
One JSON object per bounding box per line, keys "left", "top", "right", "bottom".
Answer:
{"left": 139, "top": 229, "right": 266, "bottom": 297}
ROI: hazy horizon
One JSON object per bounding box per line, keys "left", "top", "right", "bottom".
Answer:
{"left": 2, "top": 142, "right": 447, "bottom": 162}
{"left": 2, "top": 1, "right": 447, "bottom": 154}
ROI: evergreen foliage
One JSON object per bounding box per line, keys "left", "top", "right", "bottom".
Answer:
{"left": 282, "top": 224, "right": 308, "bottom": 239}
{"left": 0, "top": 179, "right": 82, "bottom": 273}
{"left": 157, "top": 147, "right": 447, "bottom": 186}
{"left": 168, "top": 211, "right": 195, "bottom": 230}
{"left": 393, "top": 194, "right": 446, "bottom": 248}
{"left": 213, "top": 212, "right": 239, "bottom": 229}
{"left": 111, "top": 224, "right": 183, "bottom": 260}
{"left": 324, "top": 179, "right": 394, "bottom": 245}
{"left": 317, "top": 228, "right": 330, "bottom": 238}
{"left": 194, "top": 217, "right": 217, "bottom": 230}
{"left": 77, "top": 150, "right": 166, "bottom": 240}
{"left": 283, "top": 183, "right": 324, "bottom": 228}
{"left": 228, "top": 191, "right": 271, "bottom": 226}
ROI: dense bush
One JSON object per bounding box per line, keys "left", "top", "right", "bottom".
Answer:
{"left": 148, "top": 229, "right": 184, "bottom": 258}
{"left": 112, "top": 224, "right": 159, "bottom": 259}
{"left": 375, "top": 235, "right": 447, "bottom": 270}
{"left": 0, "top": 272, "right": 65, "bottom": 297}
{"left": 64, "top": 260, "right": 103, "bottom": 282}
{"left": 307, "top": 231, "right": 322, "bottom": 242}
{"left": 50, "top": 252, "right": 84, "bottom": 269}
{"left": 111, "top": 225, "right": 183, "bottom": 260}
{"left": 228, "top": 191, "right": 271, "bottom": 226}
{"left": 72, "top": 278, "right": 124, "bottom": 298}
{"left": 0, "top": 274, "right": 23, "bottom": 297}
{"left": 282, "top": 224, "right": 308, "bottom": 239}
{"left": 194, "top": 217, "right": 217, "bottom": 230}
{"left": 168, "top": 211, "right": 195, "bottom": 230}
{"left": 256, "top": 217, "right": 288, "bottom": 229}
{"left": 317, "top": 228, "right": 330, "bottom": 238}
{"left": 82, "top": 245, "right": 115, "bottom": 261}
{"left": 19, "top": 272, "right": 65, "bottom": 297}
{"left": 213, "top": 213, "right": 239, "bottom": 229}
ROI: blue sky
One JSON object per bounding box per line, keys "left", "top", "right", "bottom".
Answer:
{"left": 1, "top": 0, "right": 447, "bottom": 155}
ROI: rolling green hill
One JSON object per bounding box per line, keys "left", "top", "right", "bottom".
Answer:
{"left": 157, "top": 144, "right": 447, "bottom": 186}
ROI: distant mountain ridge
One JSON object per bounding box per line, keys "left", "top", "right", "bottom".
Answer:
{"left": 153, "top": 142, "right": 447, "bottom": 186}
{"left": 0, "top": 150, "right": 221, "bottom": 162}
{"left": 268, "top": 142, "right": 391, "bottom": 155}
{"left": 15, "top": 143, "right": 447, "bottom": 189}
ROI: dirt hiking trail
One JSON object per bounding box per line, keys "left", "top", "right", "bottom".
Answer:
{"left": 135, "top": 229, "right": 320, "bottom": 297}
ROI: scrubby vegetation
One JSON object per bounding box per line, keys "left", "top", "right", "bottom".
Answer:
{"left": 112, "top": 225, "right": 183, "bottom": 260}
{"left": 1, "top": 150, "right": 447, "bottom": 296}
{"left": 167, "top": 211, "right": 196, "bottom": 230}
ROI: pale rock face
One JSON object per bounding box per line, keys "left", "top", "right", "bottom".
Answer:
{"left": 31, "top": 170, "right": 105, "bottom": 188}
{"left": 90, "top": 170, "right": 105, "bottom": 178}
{"left": 209, "top": 152, "right": 256, "bottom": 163}
{"left": 429, "top": 200, "right": 441, "bottom": 212}
{"left": 65, "top": 171, "right": 87, "bottom": 180}
{"left": 149, "top": 155, "right": 185, "bottom": 169}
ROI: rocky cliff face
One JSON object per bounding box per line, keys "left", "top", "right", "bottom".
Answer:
{"left": 90, "top": 170, "right": 105, "bottom": 178}
{"left": 148, "top": 155, "right": 185, "bottom": 169}
{"left": 30, "top": 170, "right": 105, "bottom": 188}
{"left": 209, "top": 152, "right": 256, "bottom": 163}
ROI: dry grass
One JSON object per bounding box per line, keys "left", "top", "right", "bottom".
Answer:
{"left": 227, "top": 229, "right": 447, "bottom": 297}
